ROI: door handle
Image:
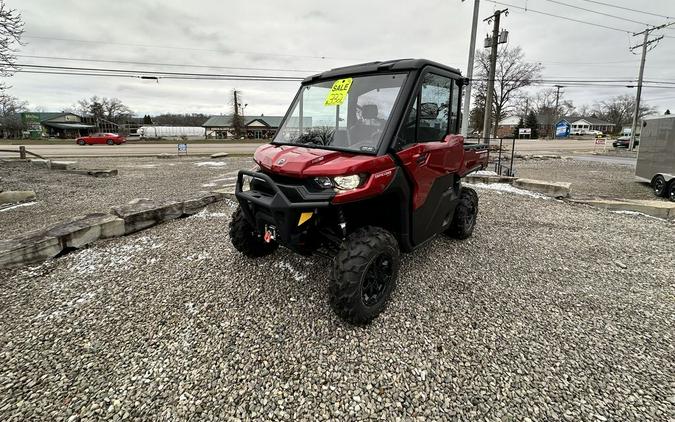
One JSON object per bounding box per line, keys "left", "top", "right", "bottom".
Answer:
{"left": 414, "top": 152, "right": 429, "bottom": 165}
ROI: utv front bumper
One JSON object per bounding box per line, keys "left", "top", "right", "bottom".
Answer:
{"left": 234, "top": 170, "right": 335, "bottom": 254}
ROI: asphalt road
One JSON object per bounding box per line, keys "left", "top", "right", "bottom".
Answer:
{"left": 0, "top": 139, "right": 610, "bottom": 159}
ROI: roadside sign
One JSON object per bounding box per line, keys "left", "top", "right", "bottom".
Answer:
{"left": 177, "top": 143, "right": 188, "bottom": 155}
{"left": 594, "top": 137, "right": 606, "bottom": 152}
{"left": 594, "top": 138, "right": 605, "bottom": 145}
{"left": 556, "top": 121, "right": 570, "bottom": 138}
{"left": 518, "top": 128, "right": 531, "bottom": 135}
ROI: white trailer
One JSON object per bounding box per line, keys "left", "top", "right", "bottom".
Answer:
{"left": 139, "top": 126, "right": 205, "bottom": 140}
{"left": 635, "top": 115, "right": 675, "bottom": 200}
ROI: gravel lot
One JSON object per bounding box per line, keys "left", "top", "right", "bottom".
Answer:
{"left": 513, "top": 158, "right": 657, "bottom": 201}
{"left": 1, "top": 189, "right": 673, "bottom": 420}
{"left": 0, "top": 157, "right": 252, "bottom": 239}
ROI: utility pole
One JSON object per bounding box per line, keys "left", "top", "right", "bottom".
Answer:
{"left": 482, "top": 9, "right": 508, "bottom": 144}
{"left": 628, "top": 22, "right": 673, "bottom": 150}
{"left": 461, "top": 0, "right": 480, "bottom": 137}
{"left": 553, "top": 84, "right": 563, "bottom": 139}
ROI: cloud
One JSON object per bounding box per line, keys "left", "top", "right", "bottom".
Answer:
{"left": 6, "top": 0, "right": 675, "bottom": 115}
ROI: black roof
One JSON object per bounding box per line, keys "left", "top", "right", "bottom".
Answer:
{"left": 303, "top": 59, "right": 462, "bottom": 83}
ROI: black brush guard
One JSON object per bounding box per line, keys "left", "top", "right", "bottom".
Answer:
{"left": 235, "top": 170, "right": 333, "bottom": 252}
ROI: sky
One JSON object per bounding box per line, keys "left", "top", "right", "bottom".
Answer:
{"left": 6, "top": 0, "right": 675, "bottom": 117}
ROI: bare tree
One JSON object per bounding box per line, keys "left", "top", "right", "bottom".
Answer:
{"left": 0, "top": 0, "right": 23, "bottom": 80}
{"left": 231, "top": 89, "right": 245, "bottom": 138}
{"left": 528, "top": 88, "right": 575, "bottom": 137}
{"left": 0, "top": 88, "right": 27, "bottom": 138}
{"left": 473, "top": 45, "right": 542, "bottom": 136}
{"left": 73, "top": 96, "right": 133, "bottom": 122}
{"left": 591, "top": 94, "right": 655, "bottom": 134}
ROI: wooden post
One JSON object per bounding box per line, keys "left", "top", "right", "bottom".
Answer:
{"left": 19, "top": 146, "right": 26, "bottom": 160}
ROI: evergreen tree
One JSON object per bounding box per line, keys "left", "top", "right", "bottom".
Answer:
{"left": 665, "top": 109, "right": 671, "bottom": 115}
{"left": 143, "top": 114, "right": 153, "bottom": 124}
{"left": 525, "top": 111, "right": 539, "bottom": 139}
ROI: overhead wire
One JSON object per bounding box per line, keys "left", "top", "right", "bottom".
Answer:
{"left": 575, "top": 0, "right": 674, "bottom": 21}
{"left": 540, "top": 0, "right": 654, "bottom": 26}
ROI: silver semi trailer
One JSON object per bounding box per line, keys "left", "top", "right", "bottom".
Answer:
{"left": 636, "top": 115, "right": 675, "bottom": 201}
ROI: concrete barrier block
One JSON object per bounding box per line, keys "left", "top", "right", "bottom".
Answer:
{"left": 30, "top": 159, "right": 51, "bottom": 169}
{"left": 513, "top": 178, "right": 571, "bottom": 198}
{"left": 570, "top": 198, "right": 675, "bottom": 220}
{"left": 65, "top": 169, "right": 118, "bottom": 177}
{"left": 0, "top": 234, "right": 61, "bottom": 268}
{"left": 110, "top": 198, "right": 183, "bottom": 234}
{"left": 51, "top": 161, "right": 77, "bottom": 170}
{"left": 0, "top": 191, "right": 36, "bottom": 205}
{"left": 210, "top": 152, "right": 229, "bottom": 159}
{"left": 46, "top": 213, "right": 125, "bottom": 248}
{"left": 182, "top": 192, "right": 219, "bottom": 215}
{"left": 212, "top": 187, "right": 235, "bottom": 200}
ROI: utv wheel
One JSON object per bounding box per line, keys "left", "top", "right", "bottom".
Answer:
{"left": 330, "top": 226, "right": 400, "bottom": 325}
{"left": 652, "top": 175, "right": 667, "bottom": 197}
{"left": 446, "top": 187, "right": 478, "bottom": 239}
{"left": 228, "top": 207, "right": 277, "bottom": 257}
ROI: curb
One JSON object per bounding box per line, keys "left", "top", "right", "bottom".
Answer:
{"left": 0, "top": 189, "right": 236, "bottom": 268}
{"left": 464, "top": 174, "right": 571, "bottom": 198}
{"left": 568, "top": 198, "right": 675, "bottom": 220}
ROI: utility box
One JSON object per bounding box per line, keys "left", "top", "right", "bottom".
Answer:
{"left": 635, "top": 115, "right": 675, "bottom": 197}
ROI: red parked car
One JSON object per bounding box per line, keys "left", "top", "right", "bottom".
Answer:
{"left": 76, "top": 133, "right": 126, "bottom": 145}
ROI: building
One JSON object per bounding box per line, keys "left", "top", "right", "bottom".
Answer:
{"left": 20, "top": 112, "right": 122, "bottom": 139}
{"left": 203, "top": 115, "right": 286, "bottom": 139}
{"left": 557, "top": 116, "right": 615, "bottom": 134}
{"left": 21, "top": 112, "right": 96, "bottom": 139}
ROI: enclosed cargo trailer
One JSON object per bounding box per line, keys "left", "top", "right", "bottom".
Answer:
{"left": 636, "top": 115, "right": 675, "bottom": 200}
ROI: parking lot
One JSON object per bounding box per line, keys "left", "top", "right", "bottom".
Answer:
{"left": 1, "top": 157, "right": 673, "bottom": 420}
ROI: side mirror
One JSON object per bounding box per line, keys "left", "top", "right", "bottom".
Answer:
{"left": 420, "top": 102, "right": 439, "bottom": 120}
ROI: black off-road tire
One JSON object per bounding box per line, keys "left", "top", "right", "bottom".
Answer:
{"left": 329, "top": 226, "right": 400, "bottom": 325}
{"left": 229, "top": 207, "right": 277, "bottom": 258}
{"left": 667, "top": 181, "right": 675, "bottom": 202}
{"left": 652, "top": 175, "right": 667, "bottom": 197}
{"left": 446, "top": 187, "right": 478, "bottom": 239}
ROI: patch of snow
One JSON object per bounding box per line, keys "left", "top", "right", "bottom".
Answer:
{"left": 201, "top": 183, "right": 217, "bottom": 187}
{"left": 195, "top": 161, "right": 228, "bottom": 167}
{"left": 68, "top": 236, "right": 163, "bottom": 275}
{"left": 190, "top": 209, "right": 229, "bottom": 219}
{"left": 0, "top": 202, "right": 37, "bottom": 212}
{"left": 465, "top": 182, "right": 549, "bottom": 199}
{"left": 274, "top": 261, "right": 307, "bottom": 282}
{"left": 468, "top": 170, "right": 498, "bottom": 176}
{"left": 184, "top": 252, "right": 212, "bottom": 261}
{"left": 610, "top": 210, "right": 666, "bottom": 221}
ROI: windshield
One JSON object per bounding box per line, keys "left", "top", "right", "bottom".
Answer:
{"left": 273, "top": 73, "right": 407, "bottom": 153}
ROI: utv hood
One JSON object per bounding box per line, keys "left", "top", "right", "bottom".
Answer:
{"left": 254, "top": 144, "right": 394, "bottom": 178}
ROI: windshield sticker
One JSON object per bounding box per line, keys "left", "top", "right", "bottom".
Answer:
{"left": 324, "top": 78, "right": 353, "bottom": 106}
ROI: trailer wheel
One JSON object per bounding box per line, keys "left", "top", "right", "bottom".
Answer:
{"left": 446, "top": 187, "right": 478, "bottom": 239}
{"left": 652, "top": 175, "right": 667, "bottom": 197}
{"left": 229, "top": 207, "right": 277, "bottom": 257}
{"left": 329, "top": 226, "right": 400, "bottom": 325}
{"left": 667, "top": 181, "right": 675, "bottom": 202}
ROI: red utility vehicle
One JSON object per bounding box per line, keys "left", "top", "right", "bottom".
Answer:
{"left": 230, "top": 59, "right": 488, "bottom": 324}
{"left": 75, "top": 133, "right": 126, "bottom": 145}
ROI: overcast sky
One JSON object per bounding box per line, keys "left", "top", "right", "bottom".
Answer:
{"left": 7, "top": 0, "right": 675, "bottom": 117}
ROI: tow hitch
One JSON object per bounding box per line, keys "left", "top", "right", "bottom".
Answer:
{"left": 263, "top": 225, "right": 277, "bottom": 243}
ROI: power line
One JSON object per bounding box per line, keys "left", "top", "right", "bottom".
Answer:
{"left": 541, "top": 0, "right": 654, "bottom": 26}
{"left": 22, "top": 35, "right": 356, "bottom": 61}
{"left": 16, "top": 64, "right": 304, "bottom": 81}
{"left": 15, "top": 54, "right": 320, "bottom": 74}
{"left": 482, "top": 0, "right": 633, "bottom": 33}
{"left": 575, "top": 0, "right": 675, "bottom": 21}
{"left": 15, "top": 70, "right": 302, "bottom": 82}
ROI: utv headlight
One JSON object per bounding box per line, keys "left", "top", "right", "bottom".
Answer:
{"left": 333, "top": 175, "right": 362, "bottom": 191}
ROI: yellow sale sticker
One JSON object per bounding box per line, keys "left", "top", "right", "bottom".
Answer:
{"left": 324, "top": 78, "right": 353, "bottom": 106}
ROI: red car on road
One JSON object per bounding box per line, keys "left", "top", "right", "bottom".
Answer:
{"left": 76, "top": 133, "right": 126, "bottom": 145}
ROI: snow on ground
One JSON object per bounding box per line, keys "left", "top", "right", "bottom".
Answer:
{"left": 610, "top": 210, "right": 667, "bottom": 221}
{"left": 195, "top": 162, "right": 228, "bottom": 167}
{"left": 189, "top": 209, "right": 230, "bottom": 219}
{"left": 0, "top": 202, "right": 38, "bottom": 212}
{"left": 67, "top": 236, "right": 164, "bottom": 275}
{"left": 465, "top": 182, "right": 549, "bottom": 199}
{"left": 468, "top": 170, "right": 498, "bottom": 176}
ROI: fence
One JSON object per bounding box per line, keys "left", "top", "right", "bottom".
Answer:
{"left": 0, "top": 146, "right": 46, "bottom": 160}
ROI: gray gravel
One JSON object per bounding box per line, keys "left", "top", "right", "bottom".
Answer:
{"left": 513, "top": 158, "right": 658, "bottom": 201}
{"left": 0, "top": 157, "right": 252, "bottom": 239}
{"left": 1, "top": 189, "right": 673, "bottom": 420}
